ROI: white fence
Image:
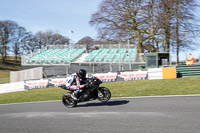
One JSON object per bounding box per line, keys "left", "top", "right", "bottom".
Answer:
{"left": 147, "top": 68, "right": 163, "bottom": 80}
{"left": 0, "top": 82, "right": 25, "bottom": 94}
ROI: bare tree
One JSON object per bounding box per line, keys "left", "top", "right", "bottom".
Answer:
{"left": 173, "top": 0, "right": 199, "bottom": 63}
{"left": 0, "top": 20, "right": 18, "bottom": 63}
{"left": 77, "top": 36, "right": 94, "bottom": 52}
{"left": 21, "top": 31, "right": 70, "bottom": 54}
{"left": 24, "top": 33, "right": 38, "bottom": 53}
{"left": 77, "top": 36, "right": 94, "bottom": 44}
{"left": 90, "top": 0, "right": 199, "bottom": 63}
{"left": 161, "top": 0, "right": 174, "bottom": 52}
{"left": 90, "top": 0, "right": 154, "bottom": 53}
{"left": 11, "top": 26, "right": 28, "bottom": 62}
{"left": 35, "top": 31, "right": 69, "bottom": 47}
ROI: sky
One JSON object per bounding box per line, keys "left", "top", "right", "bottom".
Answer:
{"left": 0, "top": 0, "right": 200, "bottom": 61}
{"left": 0, "top": 0, "right": 101, "bottom": 43}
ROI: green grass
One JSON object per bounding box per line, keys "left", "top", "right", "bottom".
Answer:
{"left": 0, "top": 87, "right": 66, "bottom": 104}
{"left": 0, "top": 77, "right": 200, "bottom": 104}
{"left": 0, "top": 56, "right": 21, "bottom": 61}
{"left": 0, "top": 57, "right": 21, "bottom": 84}
{"left": 107, "top": 77, "right": 200, "bottom": 97}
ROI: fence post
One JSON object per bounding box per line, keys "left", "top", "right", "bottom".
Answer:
{"left": 93, "top": 62, "right": 95, "bottom": 73}
{"left": 66, "top": 65, "right": 69, "bottom": 76}
{"left": 110, "top": 62, "right": 112, "bottom": 72}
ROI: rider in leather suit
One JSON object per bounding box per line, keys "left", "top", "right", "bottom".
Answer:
{"left": 66, "top": 69, "right": 88, "bottom": 100}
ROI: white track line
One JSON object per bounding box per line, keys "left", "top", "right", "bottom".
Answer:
{"left": 1, "top": 94, "right": 200, "bottom": 106}
{"left": 112, "top": 94, "right": 200, "bottom": 99}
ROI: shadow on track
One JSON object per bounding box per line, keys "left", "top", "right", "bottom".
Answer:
{"left": 77, "top": 100, "right": 129, "bottom": 108}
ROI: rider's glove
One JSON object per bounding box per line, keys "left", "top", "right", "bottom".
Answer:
{"left": 59, "top": 85, "right": 67, "bottom": 89}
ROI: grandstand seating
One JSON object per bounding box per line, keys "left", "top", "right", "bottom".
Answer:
{"left": 84, "top": 48, "right": 135, "bottom": 62}
{"left": 124, "top": 48, "right": 135, "bottom": 62}
{"left": 24, "top": 47, "right": 135, "bottom": 64}
{"left": 26, "top": 49, "right": 85, "bottom": 64}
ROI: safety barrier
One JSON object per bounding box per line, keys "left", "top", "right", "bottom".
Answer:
{"left": 24, "top": 71, "right": 148, "bottom": 90}
{"left": 147, "top": 68, "right": 163, "bottom": 80}
{"left": 24, "top": 78, "right": 69, "bottom": 90}
{"left": 176, "top": 64, "right": 200, "bottom": 78}
{"left": 5, "top": 64, "right": 200, "bottom": 93}
{"left": 0, "top": 82, "right": 25, "bottom": 94}
{"left": 10, "top": 67, "right": 43, "bottom": 83}
{"left": 162, "top": 67, "right": 176, "bottom": 79}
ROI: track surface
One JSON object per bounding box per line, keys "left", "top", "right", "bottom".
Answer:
{"left": 0, "top": 96, "right": 200, "bottom": 133}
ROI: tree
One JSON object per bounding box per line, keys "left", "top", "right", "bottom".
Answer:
{"left": 145, "top": 0, "right": 162, "bottom": 52}
{"left": 0, "top": 20, "right": 18, "bottom": 63}
{"left": 77, "top": 36, "right": 94, "bottom": 44}
{"left": 173, "top": 0, "right": 199, "bottom": 63}
{"left": 90, "top": 0, "right": 199, "bottom": 62}
{"left": 90, "top": 0, "right": 154, "bottom": 53}
{"left": 11, "top": 26, "right": 28, "bottom": 62}
{"left": 35, "top": 31, "right": 69, "bottom": 47}
{"left": 90, "top": 0, "right": 171, "bottom": 53}
{"left": 160, "top": 0, "right": 174, "bottom": 52}
{"left": 77, "top": 36, "right": 94, "bottom": 52}
{"left": 0, "top": 20, "right": 31, "bottom": 63}
{"left": 35, "top": 31, "right": 46, "bottom": 49}
{"left": 23, "top": 33, "right": 38, "bottom": 53}
{"left": 22, "top": 31, "right": 70, "bottom": 54}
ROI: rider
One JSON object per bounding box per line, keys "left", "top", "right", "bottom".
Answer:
{"left": 66, "top": 69, "right": 88, "bottom": 100}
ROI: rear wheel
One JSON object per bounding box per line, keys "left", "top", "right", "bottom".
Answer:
{"left": 97, "top": 87, "right": 111, "bottom": 102}
{"left": 62, "top": 92, "right": 77, "bottom": 108}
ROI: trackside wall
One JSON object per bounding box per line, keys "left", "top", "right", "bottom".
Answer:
{"left": 0, "top": 82, "right": 24, "bottom": 94}
{"left": 10, "top": 67, "right": 43, "bottom": 83}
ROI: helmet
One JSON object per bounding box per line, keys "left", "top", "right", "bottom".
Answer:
{"left": 77, "top": 69, "right": 86, "bottom": 78}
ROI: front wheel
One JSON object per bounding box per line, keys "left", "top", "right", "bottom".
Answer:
{"left": 62, "top": 92, "right": 77, "bottom": 108}
{"left": 97, "top": 87, "right": 111, "bottom": 102}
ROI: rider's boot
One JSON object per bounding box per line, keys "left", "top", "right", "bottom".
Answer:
{"left": 71, "top": 92, "right": 78, "bottom": 101}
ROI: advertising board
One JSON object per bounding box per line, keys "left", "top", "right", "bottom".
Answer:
{"left": 49, "top": 78, "right": 67, "bottom": 87}
{"left": 92, "top": 72, "right": 118, "bottom": 82}
{"left": 118, "top": 71, "right": 148, "bottom": 81}
{"left": 24, "top": 79, "right": 49, "bottom": 90}
{"left": 24, "top": 70, "right": 148, "bottom": 90}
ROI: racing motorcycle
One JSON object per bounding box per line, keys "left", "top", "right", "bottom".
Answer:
{"left": 59, "top": 76, "right": 111, "bottom": 108}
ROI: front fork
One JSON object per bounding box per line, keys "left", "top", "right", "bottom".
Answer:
{"left": 98, "top": 90, "right": 104, "bottom": 97}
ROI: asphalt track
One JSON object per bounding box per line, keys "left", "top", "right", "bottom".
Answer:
{"left": 0, "top": 95, "right": 200, "bottom": 133}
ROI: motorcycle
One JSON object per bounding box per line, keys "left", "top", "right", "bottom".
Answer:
{"left": 59, "top": 76, "right": 111, "bottom": 108}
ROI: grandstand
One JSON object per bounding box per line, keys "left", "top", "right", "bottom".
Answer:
{"left": 22, "top": 44, "right": 137, "bottom": 64}
{"left": 21, "top": 43, "right": 146, "bottom": 77}
{"left": 84, "top": 48, "right": 135, "bottom": 62}
{"left": 24, "top": 48, "right": 85, "bottom": 64}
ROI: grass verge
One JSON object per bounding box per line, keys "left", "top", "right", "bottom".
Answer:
{"left": 0, "top": 77, "right": 200, "bottom": 104}
{"left": 0, "top": 57, "right": 21, "bottom": 84}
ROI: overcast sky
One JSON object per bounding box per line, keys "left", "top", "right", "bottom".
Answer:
{"left": 0, "top": 0, "right": 101, "bottom": 43}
